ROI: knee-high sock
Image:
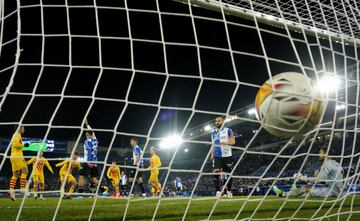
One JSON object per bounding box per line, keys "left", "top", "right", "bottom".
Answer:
{"left": 156, "top": 183, "right": 162, "bottom": 193}
{"left": 122, "top": 187, "right": 126, "bottom": 195}
{"left": 139, "top": 182, "right": 145, "bottom": 193}
{"left": 90, "top": 183, "right": 97, "bottom": 194}
{"left": 40, "top": 184, "right": 45, "bottom": 193}
{"left": 152, "top": 183, "right": 158, "bottom": 193}
{"left": 226, "top": 177, "right": 233, "bottom": 192}
{"left": 20, "top": 173, "right": 27, "bottom": 190}
{"left": 9, "top": 176, "right": 17, "bottom": 191}
{"left": 78, "top": 187, "right": 84, "bottom": 193}
{"left": 33, "top": 182, "right": 38, "bottom": 192}
{"left": 68, "top": 184, "right": 76, "bottom": 196}
{"left": 114, "top": 183, "right": 119, "bottom": 194}
{"left": 213, "top": 175, "right": 220, "bottom": 192}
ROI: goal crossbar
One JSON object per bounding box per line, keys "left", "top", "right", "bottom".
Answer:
{"left": 175, "top": 0, "right": 360, "bottom": 45}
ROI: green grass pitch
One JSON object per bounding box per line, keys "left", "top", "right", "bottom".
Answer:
{"left": 0, "top": 195, "right": 359, "bottom": 220}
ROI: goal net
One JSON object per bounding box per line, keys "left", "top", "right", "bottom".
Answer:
{"left": 0, "top": 0, "right": 359, "bottom": 220}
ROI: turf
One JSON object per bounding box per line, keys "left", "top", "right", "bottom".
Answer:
{"left": 0, "top": 195, "right": 359, "bottom": 221}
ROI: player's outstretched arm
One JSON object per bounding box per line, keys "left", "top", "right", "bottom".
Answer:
{"left": 84, "top": 119, "right": 96, "bottom": 138}
{"left": 27, "top": 157, "right": 35, "bottom": 165}
{"left": 106, "top": 167, "right": 111, "bottom": 179}
{"left": 12, "top": 133, "right": 28, "bottom": 149}
{"left": 293, "top": 173, "right": 317, "bottom": 182}
{"left": 45, "top": 159, "right": 54, "bottom": 174}
{"left": 83, "top": 118, "right": 88, "bottom": 127}
{"left": 147, "top": 164, "right": 154, "bottom": 172}
{"left": 55, "top": 160, "right": 66, "bottom": 167}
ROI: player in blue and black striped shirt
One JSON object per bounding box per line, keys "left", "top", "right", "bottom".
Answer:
{"left": 211, "top": 116, "right": 236, "bottom": 198}
{"left": 78, "top": 119, "right": 99, "bottom": 196}
{"left": 129, "top": 137, "right": 146, "bottom": 196}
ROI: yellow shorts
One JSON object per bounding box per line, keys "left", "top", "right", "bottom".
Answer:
{"left": 33, "top": 173, "right": 45, "bottom": 184}
{"left": 10, "top": 157, "right": 27, "bottom": 172}
{"left": 60, "top": 172, "right": 75, "bottom": 183}
{"left": 149, "top": 171, "right": 159, "bottom": 183}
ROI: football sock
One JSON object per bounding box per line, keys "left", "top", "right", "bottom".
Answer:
{"left": 10, "top": 176, "right": 17, "bottom": 191}
{"left": 139, "top": 182, "right": 145, "bottom": 193}
{"left": 20, "top": 173, "right": 27, "bottom": 190}
{"left": 213, "top": 175, "right": 220, "bottom": 192}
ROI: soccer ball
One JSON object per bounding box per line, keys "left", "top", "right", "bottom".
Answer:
{"left": 255, "top": 72, "right": 323, "bottom": 137}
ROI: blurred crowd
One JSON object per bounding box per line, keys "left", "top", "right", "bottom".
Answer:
{"left": 0, "top": 135, "right": 360, "bottom": 197}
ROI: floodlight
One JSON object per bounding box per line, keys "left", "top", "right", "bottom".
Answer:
{"left": 317, "top": 74, "right": 341, "bottom": 94}
{"left": 247, "top": 108, "right": 256, "bottom": 115}
{"left": 159, "top": 135, "right": 183, "bottom": 149}
{"left": 203, "top": 125, "right": 212, "bottom": 131}
{"left": 335, "top": 104, "right": 346, "bottom": 110}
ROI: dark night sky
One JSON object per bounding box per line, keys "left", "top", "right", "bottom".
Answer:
{"left": 0, "top": 0, "right": 358, "bottom": 150}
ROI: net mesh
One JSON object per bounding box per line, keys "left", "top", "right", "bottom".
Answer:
{"left": 0, "top": 0, "right": 359, "bottom": 220}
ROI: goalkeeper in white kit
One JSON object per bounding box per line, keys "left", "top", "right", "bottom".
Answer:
{"left": 273, "top": 147, "right": 343, "bottom": 197}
